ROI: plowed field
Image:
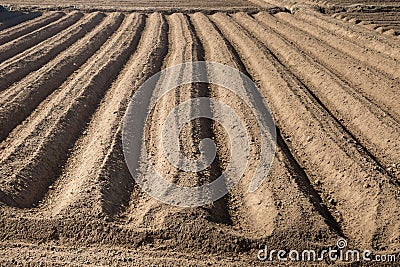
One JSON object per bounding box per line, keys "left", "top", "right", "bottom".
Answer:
{"left": 0, "top": 0, "right": 399, "bottom": 265}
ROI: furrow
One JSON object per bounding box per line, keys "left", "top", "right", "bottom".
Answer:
{"left": 275, "top": 12, "right": 400, "bottom": 80}
{"left": 186, "top": 14, "right": 234, "bottom": 224}
{"left": 0, "top": 11, "right": 41, "bottom": 31}
{"left": 380, "top": 25, "right": 400, "bottom": 32}
{"left": 336, "top": 15, "right": 400, "bottom": 37}
{"left": 0, "top": 12, "right": 142, "bottom": 208}
{"left": 98, "top": 15, "right": 168, "bottom": 219}
{"left": 124, "top": 12, "right": 221, "bottom": 229}
{"left": 0, "top": 13, "right": 120, "bottom": 142}
{"left": 0, "top": 11, "right": 83, "bottom": 63}
{"left": 42, "top": 13, "right": 165, "bottom": 218}
{"left": 0, "top": 12, "right": 64, "bottom": 46}
{"left": 233, "top": 12, "right": 400, "bottom": 176}
{"left": 296, "top": 10, "right": 400, "bottom": 61}
{"left": 0, "top": 11, "right": 25, "bottom": 23}
{"left": 0, "top": 12, "right": 104, "bottom": 91}
{"left": 191, "top": 12, "right": 339, "bottom": 242}
{"left": 367, "top": 20, "right": 400, "bottom": 25}
{"left": 210, "top": 12, "right": 399, "bottom": 249}
{"left": 4, "top": 0, "right": 260, "bottom": 9}
{"left": 254, "top": 12, "right": 400, "bottom": 123}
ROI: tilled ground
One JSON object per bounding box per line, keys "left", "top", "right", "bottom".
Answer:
{"left": 332, "top": 11, "right": 400, "bottom": 37}
{"left": 1, "top": 0, "right": 269, "bottom": 13}
{"left": 0, "top": 0, "right": 399, "bottom": 265}
{"left": 306, "top": 0, "right": 400, "bottom": 37}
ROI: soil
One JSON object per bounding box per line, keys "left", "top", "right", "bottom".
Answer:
{"left": 0, "top": 0, "right": 399, "bottom": 265}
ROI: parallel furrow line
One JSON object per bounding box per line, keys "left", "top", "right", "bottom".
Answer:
{"left": 0, "top": 11, "right": 25, "bottom": 23}
{"left": 0, "top": 12, "right": 142, "bottom": 208}
{"left": 0, "top": 13, "right": 120, "bottom": 142}
{"left": 0, "top": 11, "right": 83, "bottom": 63}
{"left": 186, "top": 13, "right": 233, "bottom": 225}
{"left": 275, "top": 12, "right": 400, "bottom": 80}
{"left": 191, "top": 12, "right": 340, "bottom": 240}
{"left": 124, "top": 12, "right": 219, "bottom": 228}
{"left": 0, "top": 12, "right": 64, "bottom": 46}
{"left": 0, "top": 12, "right": 104, "bottom": 91}
{"left": 210, "top": 12, "right": 399, "bottom": 248}
{"left": 255, "top": 12, "right": 400, "bottom": 123}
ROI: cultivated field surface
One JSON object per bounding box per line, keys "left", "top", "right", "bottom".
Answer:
{"left": 2, "top": 0, "right": 270, "bottom": 12}
{"left": 307, "top": 0, "right": 400, "bottom": 36}
{"left": 0, "top": 0, "right": 399, "bottom": 265}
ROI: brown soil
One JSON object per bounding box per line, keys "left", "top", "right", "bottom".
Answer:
{"left": 332, "top": 11, "right": 400, "bottom": 36}
{"left": 0, "top": 0, "right": 399, "bottom": 265}
{"left": 2, "top": 0, "right": 271, "bottom": 13}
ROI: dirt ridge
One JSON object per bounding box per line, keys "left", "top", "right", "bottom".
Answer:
{"left": 0, "top": 5, "right": 399, "bottom": 264}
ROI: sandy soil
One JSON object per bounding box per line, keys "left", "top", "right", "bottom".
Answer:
{"left": 0, "top": 0, "right": 399, "bottom": 265}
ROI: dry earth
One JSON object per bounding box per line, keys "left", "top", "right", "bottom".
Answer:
{"left": 0, "top": 0, "right": 399, "bottom": 265}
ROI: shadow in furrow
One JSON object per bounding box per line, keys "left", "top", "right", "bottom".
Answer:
{"left": 209, "top": 15, "right": 344, "bottom": 235}
{"left": 101, "top": 14, "right": 170, "bottom": 217}
{"left": 1, "top": 14, "right": 144, "bottom": 208}
{"left": 186, "top": 15, "right": 232, "bottom": 225}
{"left": 0, "top": 11, "right": 41, "bottom": 31}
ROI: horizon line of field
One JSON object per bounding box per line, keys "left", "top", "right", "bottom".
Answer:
{"left": 1, "top": 9, "right": 399, "bottom": 249}
{"left": 0, "top": 5, "right": 277, "bottom": 14}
